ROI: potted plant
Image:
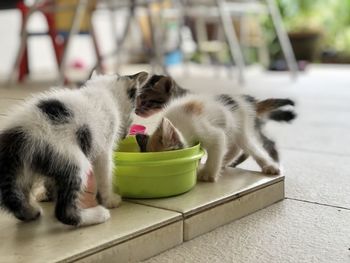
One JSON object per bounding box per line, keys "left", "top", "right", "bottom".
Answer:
{"left": 320, "top": 0, "right": 350, "bottom": 63}
{"left": 277, "top": 0, "right": 324, "bottom": 61}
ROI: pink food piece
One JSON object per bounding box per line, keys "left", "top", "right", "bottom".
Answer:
{"left": 129, "top": 124, "right": 146, "bottom": 135}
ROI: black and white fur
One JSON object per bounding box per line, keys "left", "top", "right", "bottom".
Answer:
{"left": 0, "top": 71, "right": 148, "bottom": 226}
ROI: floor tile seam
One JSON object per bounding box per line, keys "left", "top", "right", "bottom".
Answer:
{"left": 127, "top": 178, "right": 284, "bottom": 220}
{"left": 280, "top": 146, "right": 350, "bottom": 158}
{"left": 285, "top": 197, "right": 350, "bottom": 211}
{"left": 125, "top": 200, "right": 186, "bottom": 219}
{"left": 60, "top": 220, "right": 183, "bottom": 263}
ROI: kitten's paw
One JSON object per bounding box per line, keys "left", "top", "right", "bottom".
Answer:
{"left": 15, "top": 204, "right": 42, "bottom": 221}
{"left": 94, "top": 206, "right": 111, "bottom": 223}
{"left": 197, "top": 170, "right": 218, "bottom": 182}
{"left": 80, "top": 205, "right": 111, "bottom": 226}
{"left": 33, "top": 185, "right": 49, "bottom": 202}
{"left": 262, "top": 164, "right": 280, "bottom": 175}
{"left": 102, "top": 193, "right": 122, "bottom": 209}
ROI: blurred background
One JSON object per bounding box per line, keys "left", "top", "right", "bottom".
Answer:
{"left": 0, "top": 2, "right": 350, "bottom": 261}
{"left": 0, "top": 0, "right": 349, "bottom": 85}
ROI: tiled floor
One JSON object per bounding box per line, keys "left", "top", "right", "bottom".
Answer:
{"left": 0, "top": 67, "right": 283, "bottom": 262}
{"left": 144, "top": 65, "right": 350, "bottom": 263}
{"left": 0, "top": 64, "right": 349, "bottom": 262}
{"left": 0, "top": 202, "right": 182, "bottom": 263}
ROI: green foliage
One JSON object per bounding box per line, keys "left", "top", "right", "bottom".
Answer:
{"left": 264, "top": 0, "right": 350, "bottom": 59}
{"left": 321, "top": 0, "right": 350, "bottom": 53}
{"left": 278, "top": 0, "right": 324, "bottom": 32}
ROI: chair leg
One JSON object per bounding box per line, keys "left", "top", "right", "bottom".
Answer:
{"left": 44, "top": 12, "right": 63, "bottom": 66}
{"left": 57, "top": 0, "right": 88, "bottom": 85}
{"left": 18, "top": 45, "right": 29, "bottom": 82}
{"left": 266, "top": 0, "right": 298, "bottom": 78}
{"left": 90, "top": 19, "right": 104, "bottom": 73}
{"left": 146, "top": 1, "right": 168, "bottom": 75}
{"left": 10, "top": 1, "right": 32, "bottom": 83}
{"left": 112, "top": 1, "right": 135, "bottom": 73}
{"left": 195, "top": 16, "right": 210, "bottom": 64}
{"left": 257, "top": 21, "right": 270, "bottom": 68}
{"left": 216, "top": 0, "right": 245, "bottom": 84}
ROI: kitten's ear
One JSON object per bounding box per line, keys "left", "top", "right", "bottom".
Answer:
{"left": 129, "top": 71, "right": 149, "bottom": 86}
{"left": 156, "top": 76, "right": 173, "bottom": 93}
{"left": 135, "top": 134, "right": 149, "bottom": 152}
{"left": 160, "top": 118, "right": 181, "bottom": 146}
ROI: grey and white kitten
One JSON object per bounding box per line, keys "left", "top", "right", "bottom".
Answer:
{"left": 134, "top": 76, "right": 295, "bottom": 166}
{"left": 0, "top": 71, "right": 149, "bottom": 226}
{"left": 136, "top": 93, "right": 296, "bottom": 182}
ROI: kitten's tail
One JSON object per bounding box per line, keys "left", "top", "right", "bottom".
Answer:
{"left": 256, "top": 98, "right": 296, "bottom": 123}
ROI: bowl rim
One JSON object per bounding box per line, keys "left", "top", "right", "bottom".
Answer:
{"left": 114, "top": 149, "right": 205, "bottom": 166}
{"left": 115, "top": 139, "right": 202, "bottom": 155}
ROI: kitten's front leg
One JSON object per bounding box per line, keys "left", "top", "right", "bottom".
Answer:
{"left": 93, "top": 150, "right": 122, "bottom": 209}
{"left": 197, "top": 132, "right": 226, "bottom": 182}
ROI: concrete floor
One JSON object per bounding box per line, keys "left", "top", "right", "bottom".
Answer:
{"left": 142, "top": 65, "right": 350, "bottom": 263}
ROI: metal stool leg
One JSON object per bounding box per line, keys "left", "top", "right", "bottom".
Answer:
{"left": 146, "top": 1, "right": 168, "bottom": 75}
{"left": 9, "top": 0, "right": 41, "bottom": 84}
{"left": 109, "top": 0, "right": 135, "bottom": 73}
{"left": 216, "top": 0, "right": 245, "bottom": 84}
{"left": 57, "top": 0, "right": 88, "bottom": 85}
{"left": 257, "top": 21, "right": 270, "bottom": 68}
{"left": 89, "top": 18, "right": 104, "bottom": 73}
{"left": 266, "top": 0, "right": 297, "bottom": 78}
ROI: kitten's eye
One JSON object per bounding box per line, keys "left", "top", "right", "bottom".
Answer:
{"left": 149, "top": 100, "right": 163, "bottom": 104}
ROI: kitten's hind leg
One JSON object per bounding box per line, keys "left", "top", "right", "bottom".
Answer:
{"left": 197, "top": 129, "right": 226, "bottom": 182}
{"left": 54, "top": 157, "right": 110, "bottom": 226}
{"left": 238, "top": 132, "right": 280, "bottom": 175}
{"left": 230, "top": 152, "right": 249, "bottom": 167}
{"left": 54, "top": 164, "right": 84, "bottom": 226}
{"left": 93, "top": 149, "right": 121, "bottom": 209}
{"left": 79, "top": 206, "right": 110, "bottom": 226}
{"left": 1, "top": 169, "right": 42, "bottom": 221}
{"left": 222, "top": 145, "right": 241, "bottom": 167}
{"left": 260, "top": 132, "right": 279, "bottom": 163}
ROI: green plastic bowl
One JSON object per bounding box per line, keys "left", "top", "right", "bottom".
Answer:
{"left": 113, "top": 136, "right": 204, "bottom": 198}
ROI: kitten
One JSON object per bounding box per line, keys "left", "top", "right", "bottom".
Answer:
{"left": 135, "top": 75, "right": 188, "bottom": 117}
{"left": 134, "top": 76, "right": 295, "bottom": 166}
{"left": 0, "top": 71, "right": 149, "bottom": 226}
{"left": 136, "top": 94, "right": 295, "bottom": 182}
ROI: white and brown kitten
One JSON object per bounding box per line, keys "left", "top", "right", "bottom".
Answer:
{"left": 0, "top": 71, "right": 150, "bottom": 226}
{"left": 134, "top": 76, "right": 295, "bottom": 166}
{"left": 136, "top": 94, "right": 295, "bottom": 182}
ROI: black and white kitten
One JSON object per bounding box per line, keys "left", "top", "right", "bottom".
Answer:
{"left": 0, "top": 71, "right": 149, "bottom": 226}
